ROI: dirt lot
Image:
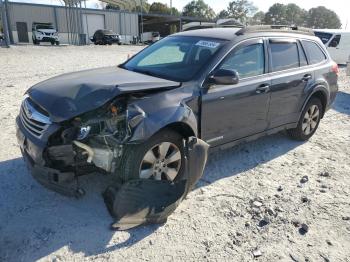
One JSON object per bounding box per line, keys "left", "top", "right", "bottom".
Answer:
{"left": 0, "top": 45, "right": 349, "bottom": 262}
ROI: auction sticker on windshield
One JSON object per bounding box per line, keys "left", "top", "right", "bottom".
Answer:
{"left": 195, "top": 40, "right": 220, "bottom": 48}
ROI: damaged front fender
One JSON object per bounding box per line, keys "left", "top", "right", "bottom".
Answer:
{"left": 127, "top": 89, "right": 199, "bottom": 143}
{"left": 103, "top": 137, "right": 209, "bottom": 230}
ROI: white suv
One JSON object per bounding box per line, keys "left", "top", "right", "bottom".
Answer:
{"left": 32, "top": 23, "right": 59, "bottom": 45}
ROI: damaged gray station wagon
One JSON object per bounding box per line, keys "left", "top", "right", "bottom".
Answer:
{"left": 17, "top": 26, "right": 338, "bottom": 198}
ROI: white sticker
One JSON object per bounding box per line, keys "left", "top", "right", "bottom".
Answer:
{"left": 195, "top": 40, "right": 220, "bottom": 49}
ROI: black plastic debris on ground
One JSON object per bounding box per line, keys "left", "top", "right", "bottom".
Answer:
{"left": 103, "top": 137, "right": 209, "bottom": 230}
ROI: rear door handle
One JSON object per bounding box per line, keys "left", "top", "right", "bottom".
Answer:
{"left": 302, "top": 74, "right": 312, "bottom": 82}
{"left": 256, "top": 84, "right": 270, "bottom": 94}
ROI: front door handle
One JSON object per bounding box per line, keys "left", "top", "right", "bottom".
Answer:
{"left": 302, "top": 74, "right": 312, "bottom": 82}
{"left": 256, "top": 84, "right": 270, "bottom": 94}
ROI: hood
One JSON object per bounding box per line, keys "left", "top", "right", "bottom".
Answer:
{"left": 27, "top": 66, "right": 180, "bottom": 123}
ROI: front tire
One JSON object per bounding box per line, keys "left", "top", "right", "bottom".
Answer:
{"left": 288, "top": 98, "right": 323, "bottom": 141}
{"left": 120, "top": 129, "right": 185, "bottom": 182}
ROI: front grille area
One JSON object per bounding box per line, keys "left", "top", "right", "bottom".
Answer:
{"left": 19, "top": 98, "right": 51, "bottom": 138}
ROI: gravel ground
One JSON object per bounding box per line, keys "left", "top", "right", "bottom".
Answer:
{"left": 0, "top": 45, "right": 349, "bottom": 262}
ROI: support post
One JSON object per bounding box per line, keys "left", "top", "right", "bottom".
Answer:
{"left": 1, "top": 0, "right": 11, "bottom": 45}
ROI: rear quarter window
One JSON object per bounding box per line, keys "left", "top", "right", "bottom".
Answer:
{"left": 302, "top": 40, "right": 327, "bottom": 64}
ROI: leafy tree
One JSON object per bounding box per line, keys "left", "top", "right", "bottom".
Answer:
{"left": 307, "top": 6, "right": 341, "bottom": 29}
{"left": 217, "top": 10, "right": 230, "bottom": 19}
{"left": 264, "top": 3, "right": 287, "bottom": 25}
{"left": 105, "top": 3, "right": 121, "bottom": 10}
{"left": 249, "top": 11, "right": 265, "bottom": 25}
{"left": 226, "top": 0, "right": 257, "bottom": 23}
{"left": 106, "top": 0, "right": 150, "bottom": 13}
{"left": 182, "top": 0, "right": 216, "bottom": 19}
{"left": 285, "top": 3, "right": 307, "bottom": 26}
{"left": 149, "top": 2, "right": 179, "bottom": 15}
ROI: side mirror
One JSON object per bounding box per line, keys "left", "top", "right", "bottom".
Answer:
{"left": 89, "top": 37, "right": 94, "bottom": 42}
{"left": 209, "top": 69, "right": 239, "bottom": 85}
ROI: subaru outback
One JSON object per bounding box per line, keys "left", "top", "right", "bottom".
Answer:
{"left": 16, "top": 26, "right": 338, "bottom": 196}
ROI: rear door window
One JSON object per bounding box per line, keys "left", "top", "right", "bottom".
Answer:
{"left": 302, "top": 41, "right": 327, "bottom": 64}
{"left": 270, "top": 41, "right": 299, "bottom": 71}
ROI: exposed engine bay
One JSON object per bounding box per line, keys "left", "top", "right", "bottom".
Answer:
{"left": 45, "top": 96, "right": 130, "bottom": 176}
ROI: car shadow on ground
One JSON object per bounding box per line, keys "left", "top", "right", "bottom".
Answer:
{"left": 332, "top": 91, "right": 350, "bottom": 115}
{"left": 0, "top": 132, "right": 304, "bottom": 261}
{"left": 0, "top": 157, "right": 165, "bottom": 261}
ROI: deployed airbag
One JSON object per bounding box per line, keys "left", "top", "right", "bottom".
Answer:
{"left": 103, "top": 137, "right": 209, "bottom": 230}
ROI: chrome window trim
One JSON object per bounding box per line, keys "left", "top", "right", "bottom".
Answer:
{"left": 201, "top": 36, "right": 331, "bottom": 88}
{"left": 201, "top": 37, "right": 267, "bottom": 87}
{"left": 299, "top": 39, "right": 330, "bottom": 66}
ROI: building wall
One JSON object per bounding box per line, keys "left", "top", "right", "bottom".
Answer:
{"left": 8, "top": 3, "right": 56, "bottom": 31}
{"left": 7, "top": 2, "right": 139, "bottom": 44}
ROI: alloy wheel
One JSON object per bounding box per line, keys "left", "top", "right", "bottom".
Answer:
{"left": 302, "top": 105, "right": 320, "bottom": 135}
{"left": 139, "top": 142, "right": 182, "bottom": 181}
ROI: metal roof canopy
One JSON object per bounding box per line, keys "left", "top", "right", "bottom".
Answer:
{"left": 98, "top": 0, "right": 213, "bottom": 38}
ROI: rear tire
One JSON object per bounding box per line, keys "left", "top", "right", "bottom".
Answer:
{"left": 288, "top": 98, "right": 323, "bottom": 141}
{"left": 119, "top": 129, "right": 185, "bottom": 182}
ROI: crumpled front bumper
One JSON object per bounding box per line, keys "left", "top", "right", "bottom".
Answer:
{"left": 23, "top": 150, "right": 81, "bottom": 197}
{"left": 16, "top": 116, "right": 84, "bottom": 197}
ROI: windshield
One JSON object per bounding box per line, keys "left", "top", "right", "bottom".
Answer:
{"left": 314, "top": 31, "right": 333, "bottom": 44}
{"left": 36, "top": 24, "right": 54, "bottom": 30}
{"left": 123, "top": 36, "right": 226, "bottom": 82}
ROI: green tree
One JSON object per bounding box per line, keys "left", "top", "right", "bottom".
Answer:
{"left": 217, "top": 10, "right": 229, "bottom": 19}
{"left": 226, "top": 0, "right": 257, "bottom": 23}
{"left": 285, "top": 3, "right": 307, "bottom": 26}
{"left": 106, "top": 0, "right": 150, "bottom": 13}
{"left": 149, "top": 2, "right": 179, "bottom": 15}
{"left": 264, "top": 3, "right": 287, "bottom": 25}
{"left": 249, "top": 11, "right": 265, "bottom": 25}
{"left": 182, "top": 0, "right": 216, "bottom": 19}
{"left": 307, "top": 6, "right": 341, "bottom": 28}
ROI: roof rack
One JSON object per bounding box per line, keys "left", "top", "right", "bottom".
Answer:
{"left": 236, "top": 25, "right": 315, "bottom": 36}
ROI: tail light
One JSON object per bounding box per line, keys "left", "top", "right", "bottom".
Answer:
{"left": 332, "top": 62, "right": 339, "bottom": 76}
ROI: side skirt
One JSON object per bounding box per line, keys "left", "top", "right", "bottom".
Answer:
{"left": 209, "top": 122, "right": 297, "bottom": 153}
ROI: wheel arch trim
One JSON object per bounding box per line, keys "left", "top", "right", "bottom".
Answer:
{"left": 301, "top": 85, "right": 329, "bottom": 118}
{"left": 127, "top": 103, "right": 198, "bottom": 143}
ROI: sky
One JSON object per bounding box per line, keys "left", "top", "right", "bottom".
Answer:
{"left": 11, "top": 0, "right": 350, "bottom": 29}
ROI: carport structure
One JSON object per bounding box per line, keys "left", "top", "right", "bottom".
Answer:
{"left": 142, "top": 13, "right": 213, "bottom": 37}
{"left": 99, "top": 0, "right": 213, "bottom": 38}
{"left": 1, "top": 0, "right": 213, "bottom": 46}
